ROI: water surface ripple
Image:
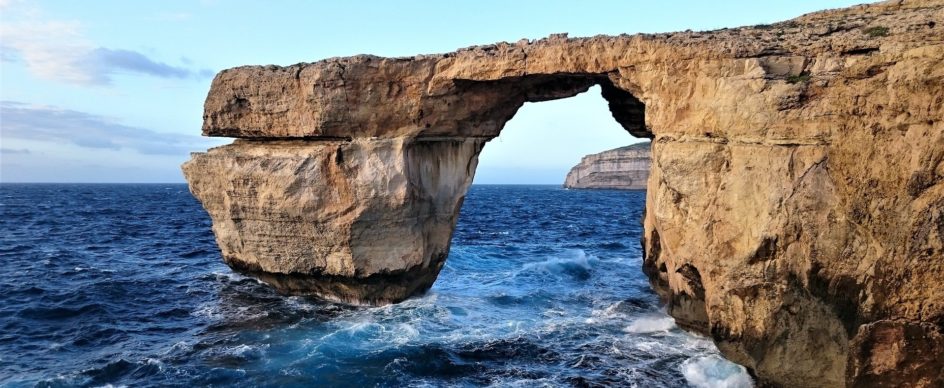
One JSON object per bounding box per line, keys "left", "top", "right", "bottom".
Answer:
{"left": 0, "top": 184, "right": 751, "bottom": 387}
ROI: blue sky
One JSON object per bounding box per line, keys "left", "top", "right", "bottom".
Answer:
{"left": 0, "top": 0, "right": 863, "bottom": 183}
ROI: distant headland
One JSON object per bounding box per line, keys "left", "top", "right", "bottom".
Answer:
{"left": 564, "top": 142, "right": 650, "bottom": 190}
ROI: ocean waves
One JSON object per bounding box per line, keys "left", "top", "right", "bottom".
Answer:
{"left": 0, "top": 184, "right": 751, "bottom": 387}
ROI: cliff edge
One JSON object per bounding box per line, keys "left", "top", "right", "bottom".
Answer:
{"left": 564, "top": 142, "right": 650, "bottom": 190}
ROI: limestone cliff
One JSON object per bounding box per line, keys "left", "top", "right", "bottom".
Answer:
{"left": 564, "top": 142, "right": 650, "bottom": 190}
{"left": 184, "top": 1, "right": 944, "bottom": 386}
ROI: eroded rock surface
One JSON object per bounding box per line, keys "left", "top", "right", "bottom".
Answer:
{"left": 183, "top": 138, "right": 482, "bottom": 304}
{"left": 564, "top": 142, "right": 650, "bottom": 190}
{"left": 184, "top": 0, "right": 944, "bottom": 385}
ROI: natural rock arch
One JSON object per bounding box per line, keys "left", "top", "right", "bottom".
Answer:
{"left": 183, "top": 2, "right": 944, "bottom": 386}
{"left": 187, "top": 70, "right": 649, "bottom": 304}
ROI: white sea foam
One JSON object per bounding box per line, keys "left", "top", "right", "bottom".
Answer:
{"left": 681, "top": 355, "right": 754, "bottom": 388}
{"left": 623, "top": 316, "right": 676, "bottom": 333}
{"left": 191, "top": 304, "right": 221, "bottom": 320}
{"left": 210, "top": 271, "right": 248, "bottom": 282}
{"left": 229, "top": 344, "right": 254, "bottom": 356}
{"left": 520, "top": 249, "right": 595, "bottom": 276}
{"left": 633, "top": 340, "right": 658, "bottom": 352}
{"left": 218, "top": 344, "right": 267, "bottom": 361}
{"left": 374, "top": 322, "right": 420, "bottom": 345}
{"left": 342, "top": 321, "right": 378, "bottom": 335}
{"left": 145, "top": 358, "right": 165, "bottom": 371}
{"left": 601, "top": 301, "right": 625, "bottom": 317}
{"left": 486, "top": 377, "right": 557, "bottom": 387}
{"left": 589, "top": 300, "right": 633, "bottom": 322}
{"left": 164, "top": 341, "right": 193, "bottom": 354}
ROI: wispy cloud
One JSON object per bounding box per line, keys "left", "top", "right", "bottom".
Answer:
{"left": 90, "top": 48, "right": 213, "bottom": 80}
{"left": 0, "top": 148, "right": 31, "bottom": 155}
{"left": 0, "top": 101, "right": 220, "bottom": 155}
{"left": 0, "top": 0, "right": 19, "bottom": 10}
{"left": 0, "top": 5, "right": 212, "bottom": 85}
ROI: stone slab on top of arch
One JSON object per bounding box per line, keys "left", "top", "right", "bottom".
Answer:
{"left": 204, "top": 64, "right": 649, "bottom": 140}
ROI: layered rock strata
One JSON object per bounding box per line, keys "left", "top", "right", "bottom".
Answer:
{"left": 184, "top": 1, "right": 944, "bottom": 386}
{"left": 564, "top": 142, "right": 650, "bottom": 190}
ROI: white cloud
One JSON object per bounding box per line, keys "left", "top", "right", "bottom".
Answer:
{"left": 0, "top": 0, "right": 20, "bottom": 10}
{"left": 0, "top": 19, "right": 103, "bottom": 84}
{"left": 0, "top": 101, "right": 222, "bottom": 155}
{"left": 0, "top": 4, "right": 211, "bottom": 85}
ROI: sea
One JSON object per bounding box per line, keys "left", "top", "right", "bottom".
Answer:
{"left": 0, "top": 184, "right": 753, "bottom": 387}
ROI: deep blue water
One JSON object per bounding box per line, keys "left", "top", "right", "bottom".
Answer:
{"left": 0, "top": 184, "right": 751, "bottom": 387}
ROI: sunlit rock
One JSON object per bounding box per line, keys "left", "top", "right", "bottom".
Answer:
{"left": 564, "top": 142, "right": 650, "bottom": 190}
{"left": 184, "top": 1, "right": 944, "bottom": 385}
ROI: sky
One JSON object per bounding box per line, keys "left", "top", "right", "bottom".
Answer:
{"left": 0, "top": 0, "right": 864, "bottom": 183}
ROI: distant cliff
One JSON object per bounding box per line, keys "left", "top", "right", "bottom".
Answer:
{"left": 564, "top": 142, "right": 650, "bottom": 190}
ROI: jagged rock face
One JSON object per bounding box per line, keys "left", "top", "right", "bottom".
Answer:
{"left": 182, "top": 138, "right": 483, "bottom": 304}
{"left": 184, "top": 0, "right": 944, "bottom": 386}
{"left": 564, "top": 142, "right": 650, "bottom": 190}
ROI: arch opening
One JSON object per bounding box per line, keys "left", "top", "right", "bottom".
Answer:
{"left": 465, "top": 77, "right": 649, "bottom": 186}
{"left": 428, "top": 77, "right": 660, "bottom": 374}
{"left": 447, "top": 74, "right": 650, "bottom": 141}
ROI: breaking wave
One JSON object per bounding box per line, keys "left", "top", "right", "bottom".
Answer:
{"left": 682, "top": 355, "right": 754, "bottom": 388}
